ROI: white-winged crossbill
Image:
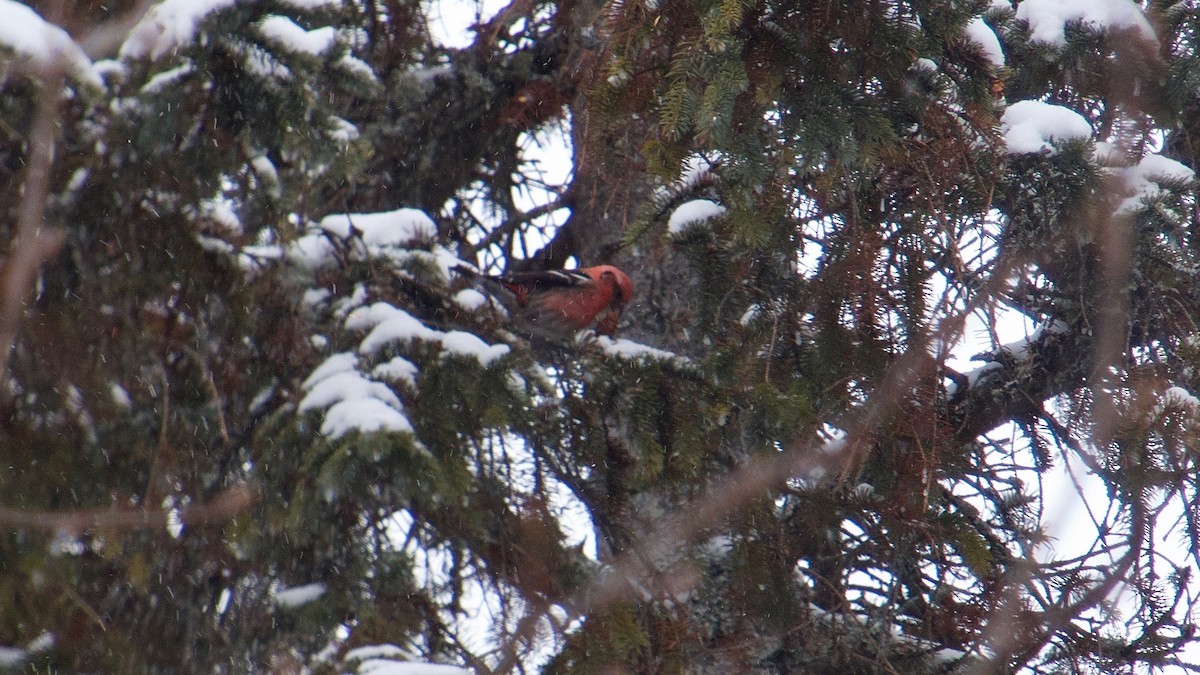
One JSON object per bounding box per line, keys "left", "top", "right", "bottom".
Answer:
{"left": 459, "top": 265, "right": 634, "bottom": 338}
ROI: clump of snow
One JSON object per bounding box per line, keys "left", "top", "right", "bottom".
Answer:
{"left": 1015, "top": 0, "right": 1154, "bottom": 47}
{"left": 273, "top": 582, "right": 326, "bottom": 608}
{"left": 700, "top": 534, "right": 734, "bottom": 557}
{"left": 300, "top": 370, "right": 403, "bottom": 413}
{"left": 257, "top": 15, "right": 337, "bottom": 55}
{"left": 452, "top": 288, "right": 489, "bottom": 311}
{"left": 356, "top": 661, "right": 472, "bottom": 675}
{"left": 329, "top": 117, "right": 360, "bottom": 143}
{"left": 251, "top": 208, "right": 465, "bottom": 292}
{"left": 291, "top": 209, "right": 438, "bottom": 268}
{"left": 239, "top": 243, "right": 284, "bottom": 271}
{"left": 1000, "top": 100, "right": 1092, "bottom": 154}
{"left": 964, "top": 17, "right": 1005, "bottom": 68}
{"left": 301, "top": 351, "right": 360, "bottom": 389}
{"left": 821, "top": 437, "right": 848, "bottom": 456}
{"left": 851, "top": 483, "right": 876, "bottom": 500}
{"left": 344, "top": 645, "right": 410, "bottom": 662}
{"left": 0, "top": 630, "right": 55, "bottom": 668}
{"left": 0, "top": 1, "right": 101, "bottom": 86}
{"left": 110, "top": 383, "right": 133, "bottom": 409}
{"left": 338, "top": 54, "right": 378, "bottom": 83}
{"left": 440, "top": 331, "right": 509, "bottom": 366}
{"left": 943, "top": 377, "right": 958, "bottom": 398}
{"left": 279, "top": 0, "right": 342, "bottom": 8}
{"left": 1093, "top": 141, "right": 1122, "bottom": 164}
{"left": 300, "top": 299, "right": 510, "bottom": 439}
{"left": 322, "top": 209, "right": 436, "bottom": 245}
{"left": 675, "top": 154, "right": 717, "bottom": 190}
{"left": 24, "top": 632, "right": 52, "bottom": 655}
{"left": 349, "top": 658, "right": 471, "bottom": 675}
{"left": 93, "top": 58, "right": 127, "bottom": 82}
{"left": 300, "top": 352, "right": 413, "bottom": 440}
{"left": 999, "top": 318, "right": 1068, "bottom": 360}
{"left": 412, "top": 63, "right": 453, "bottom": 86}
{"left": 141, "top": 62, "right": 194, "bottom": 94}
{"left": 596, "top": 337, "right": 689, "bottom": 366}
{"left": 739, "top": 304, "right": 763, "bottom": 326}
{"left": 251, "top": 155, "right": 281, "bottom": 197}
{"left": 341, "top": 645, "right": 472, "bottom": 674}
{"left": 334, "top": 284, "right": 370, "bottom": 318}
{"left": 932, "top": 648, "right": 969, "bottom": 665}
{"left": 349, "top": 303, "right": 509, "bottom": 366}
{"left": 65, "top": 168, "right": 90, "bottom": 196}
{"left": 668, "top": 199, "right": 726, "bottom": 234}
{"left": 911, "top": 57, "right": 938, "bottom": 72}
{"left": 964, "top": 360, "right": 1005, "bottom": 389}
{"left": 0, "top": 646, "right": 26, "bottom": 667}
{"left": 1162, "top": 386, "right": 1200, "bottom": 410}
{"left": 303, "top": 288, "right": 332, "bottom": 307}
{"left": 354, "top": 305, "right": 432, "bottom": 352}
{"left": 1110, "top": 153, "right": 1195, "bottom": 216}
{"left": 961, "top": 320, "right": 1070, "bottom": 390}
{"left": 121, "top": 0, "right": 238, "bottom": 60}
{"left": 206, "top": 198, "right": 241, "bottom": 232}
{"left": 320, "top": 398, "right": 413, "bottom": 439}
{"left": 372, "top": 356, "right": 419, "bottom": 387}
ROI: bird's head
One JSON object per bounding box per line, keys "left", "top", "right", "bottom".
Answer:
{"left": 590, "top": 265, "right": 634, "bottom": 306}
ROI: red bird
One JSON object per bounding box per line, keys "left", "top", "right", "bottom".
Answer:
{"left": 461, "top": 265, "right": 634, "bottom": 338}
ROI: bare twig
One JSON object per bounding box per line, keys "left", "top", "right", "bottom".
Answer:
{"left": 0, "top": 483, "right": 259, "bottom": 536}
{"left": 77, "top": 0, "right": 157, "bottom": 59}
{"left": 0, "top": 60, "right": 67, "bottom": 386}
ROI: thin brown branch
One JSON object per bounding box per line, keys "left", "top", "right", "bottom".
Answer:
{"left": 186, "top": 346, "right": 232, "bottom": 445}
{"left": 0, "top": 483, "right": 259, "bottom": 536}
{"left": 0, "top": 61, "right": 67, "bottom": 386}
{"left": 474, "top": 196, "right": 569, "bottom": 256}
{"left": 76, "top": 0, "right": 157, "bottom": 59}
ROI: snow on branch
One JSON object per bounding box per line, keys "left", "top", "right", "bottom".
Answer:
{"left": 346, "top": 303, "right": 509, "bottom": 367}
{"left": 272, "top": 582, "right": 326, "bottom": 608}
{"left": 956, "top": 319, "right": 1070, "bottom": 395}
{"left": 1015, "top": 0, "right": 1155, "bottom": 47}
{"left": 257, "top": 15, "right": 337, "bottom": 56}
{"left": 298, "top": 299, "right": 508, "bottom": 440}
{"left": 121, "top": 0, "right": 347, "bottom": 62}
{"left": 1000, "top": 101, "right": 1092, "bottom": 155}
{"left": 300, "top": 351, "right": 415, "bottom": 439}
{"left": 964, "top": 17, "right": 1005, "bottom": 69}
{"left": 120, "top": 0, "right": 238, "bottom": 60}
{"left": 595, "top": 336, "right": 690, "bottom": 367}
{"left": 667, "top": 199, "right": 726, "bottom": 234}
{"left": 288, "top": 209, "right": 463, "bottom": 281}
{"left": 1155, "top": 386, "right": 1200, "bottom": 420}
{"left": 0, "top": 0, "right": 101, "bottom": 86}
{"left": 340, "top": 644, "right": 472, "bottom": 675}
{"left": 278, "top": 0, "right": 342, "bottom": 8}
{"left": 1105, "top": 152, "right": 1196, "bottom": 216}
